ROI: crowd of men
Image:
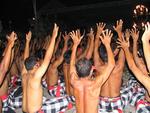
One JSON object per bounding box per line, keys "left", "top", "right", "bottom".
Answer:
{"left": 0, "top": 19, "right": 150, "bottom": 113}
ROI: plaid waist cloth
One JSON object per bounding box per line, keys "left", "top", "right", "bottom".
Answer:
{"left": 48, "top": 82, "right": 66, "bottom": 97}
{"left": 3, "top": 86, "right": 22, "bottom": 112}
{"left": 99, "top": 96, "right": 123, "bottom": 113}
{"left": 136, "top": 99, "right": 150, "bottom": 113}
{"left": 120, "top": 76, "right": 145, "bottom": 107}
{"left": 36, "top": 96, "right": 75, "bottom": 113}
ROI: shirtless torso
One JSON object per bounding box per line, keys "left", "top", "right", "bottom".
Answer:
{"left": 46, "top": 65, "right": 59, "bottom": 87}
{"left": 100, "top": 63, "right": 124, "bottom": 97}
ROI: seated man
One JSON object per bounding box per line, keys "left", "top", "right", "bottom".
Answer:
{"left": 21, "top": 24, "right": 74, "bottom": 113}
{"left": 95, "top": 20, "right": 126, "bottom": 112}
{"left": 46, "top": 32, "right": 69, "bottom": 97}
{"left": 118, "top": 22, "right": 150, "bottom": 113}
{"left": 70, "top": 29, "right": 115, "bottom": 113}
{"left": 0, "top": 32, "right": 17, "bottom": 113}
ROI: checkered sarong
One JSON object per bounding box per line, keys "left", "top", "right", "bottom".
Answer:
{"left": 3, "top": 86, "right": 22, "bottom": 112}
{"left": 121, "top": 76, "right": 145, "bottom": 106}
{"left": 48, "top": 76, "right": 66, "bottom": 97}
{"left": 48, "top": 82, "right": 66, "bottom": 97}
{"left": 99, "top": 96, "right": 123, "bottom": 113}
{"left": 136, "top": 99, "right": 150, "bottom": 113}
{"left": 36, "top": 96, "right": 75, "bottom": 113}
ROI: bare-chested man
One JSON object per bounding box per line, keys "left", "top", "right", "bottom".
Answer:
{"left": 118, "top": 22, "right": 150, "bottom": 112}
{"left": 0, "top": 32, "right": 17, "bottom": 113}
{"left": 63, "top": 29, "right": 94, "bottom": 96}
{"left": 46, "top": 32, "right": 69, "bottom": 90}
{"left": 94, "top": 20, "right": 125, "bottom": 112}
{"left": 21, "top": 24, "right": 59, "bottom": 113}
{"left": 70, "top": 29, "right": 115, "bottom": 113}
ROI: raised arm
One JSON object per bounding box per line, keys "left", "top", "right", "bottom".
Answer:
{"left": 21, "top": 31, "right": 32, "bottom": 75}
{"left": 118, "top": 34, "right": 150, "bottom": 94}
{"left": 85, "top": 28, "right": 94, "bottom": 59}
{"left": 94, "top": 22, "right": 106, "bottom": 66}
{"left": 95, "top": 30, "right": 115, "bottom": 86}
{"left": 70, "top": 30, "right": 84, "bottom": 76}
{"left": 24, "top": 31, "right": 32, "bottom": 60}
{"left": 0, "top": 32, "right": 17, "bottom": 85}
{"left": 52, "top": 32, "right": 69, "bottom": 68}
{"left": 142, "top": 23, "right": 150, "bottom": 72}
{"left": 131, "top": 28, "right": 148, "bottom": 75}
{"left": 35, "top": 24, "right": 59, "bottom": 78}
{"left": 113, "top": 19, "right": 123, "bottom": 39}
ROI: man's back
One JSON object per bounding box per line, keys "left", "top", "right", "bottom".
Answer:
{"left": 100, "top": 65, "right": 124, "bottom": 97}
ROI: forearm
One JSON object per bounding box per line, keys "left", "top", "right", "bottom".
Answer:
{"left": 124, "top": 47, "right": 150, "bottom": 91}
{"left": 117, "top": 49, "right": 125, "bottom": 68}
{"left": 133, "top": 40, "right": 139, "bottom": 64}
{"left": 24, "top": 41, "right": 30, "bottom": 60}
{"left": 142, "top": 41, "right": 150, "bottom": 72}
{"left": 44, "top": 36, "right": 56, "bottom": 63}
{"left": 3, "top": 43, "right": 13, "bottom": 71}
{"left": 105, "top": 44, "right": 115, "bottom": 66}
{"left": 53, "top": 42, "right": 68, "bottom": 67}
{"left": 117, "top": 31, "right": 122, "bottom": 39}
{"left": 94, "top": 38, "right": 103, "bottom": 66}
{"left": 70, "top": 45, "right": 78, "bottom": 73}
{"left": 86, "top": 38, "right": 94, "bottom": 59}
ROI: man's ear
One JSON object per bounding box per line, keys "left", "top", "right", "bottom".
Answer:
{"left": 89, "top": 65, "right": 96, "bottom": 77}
{"left": 34, "top": 63, "right": 40, "bottom": 68}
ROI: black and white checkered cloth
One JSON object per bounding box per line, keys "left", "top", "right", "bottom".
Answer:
{"left": 99, "top": 96, "right": 123, "bottom": 113}
{"left": 38, "top": 96, "right": 75, "bottom": 113}
{"left": 136, "top": 99, "right": 150, "bottom": 113}
{"left": 43, "top": 76, "right": 67, "bottom": 97}
{"left": 3, "top": 86, "right": 22, "bottom": 112}
{"left": 48, "top": 82, "right": 66, "bottom": 97}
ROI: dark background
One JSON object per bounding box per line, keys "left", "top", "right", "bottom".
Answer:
{"left": 0, "top": 0, "right": 149, "bottom": 32}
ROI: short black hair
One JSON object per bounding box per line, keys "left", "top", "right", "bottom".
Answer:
{"left": 64, "top": 50, "right": 72, "bottom": 64}
{"left": 75, "top": 58, "right": 92, "bottom": 78}
{"left": 24, "top": 56, "right": 38, "bottom": 71}
{"left": 35, "top": 48, "right": 46, "bottom": 60}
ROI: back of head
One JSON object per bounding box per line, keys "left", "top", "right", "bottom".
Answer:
{"left": 24, "top": 56, "right": 38, "bottom": 71}
{"left": 64, "top": 50, "right": 72, "bottom": 64}
{"left": 75, "top": 58, "right": 92, "bottom": 78}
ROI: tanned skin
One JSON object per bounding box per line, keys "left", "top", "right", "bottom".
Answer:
{"left": 131, "top": 27, "right": 150, "bottom": 102}
{"left": 46, "top": 32, "right": 68, "bottom": 87}
{"left": 0, "top": 32, "right": 17, "bottom": 113}
{"left": 118, "top": 24, "right": 150, "bottom": 102}
{"left": 21, "top": 24, "right": 58, "bottom": 113}
{"left": 70, "top": 30, "right": 115, "bottom": 113}
{"left": 64, "top": 29, "right": 94, "bottom": 96}
{"left": 93, "top": 20, "right": 125, "bottom": 97}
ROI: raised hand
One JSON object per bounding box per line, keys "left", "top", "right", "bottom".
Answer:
{"left": 62, "top": 32, "right": 70, "bottom": 42}
{"left": 70, "top": 30, "right": 84, "bottom": 46}
{"left": 113, "top": 19, "right": 123, "bottom": 33}
{"left": 87, "top": 28, "right": 94, "bottom": 40}
{"left": 125, "top": 29, "right": 131, "bottom": 41}
{"left": 26, "top": 31, "right": 32, "bottom": 42}
{"left": 7, "top": 31, "right": 17, "bottom": 47}
{"left": 117, "top": 34, "right": 129, "bottom": 50}
{"left": 130, "top": 28, "right": 139, "bottom": 42}
{"left": 52, "top": 23, "right": 59, "bottom": 38}
{"left": 99, "top": 29, "right": 113, "bottom": 46}
{"left": 142, "top": 22, "right": 150, "bottom": 42}
{"left": 96, "top": 22, "right": 106, "bottom": 37}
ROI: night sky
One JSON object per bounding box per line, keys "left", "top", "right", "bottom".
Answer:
{"left": 0, "top": 0, "right": 149, "bottom": 32}
{"left": 0, "top": 0, "right": 49, "bottom": 31}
